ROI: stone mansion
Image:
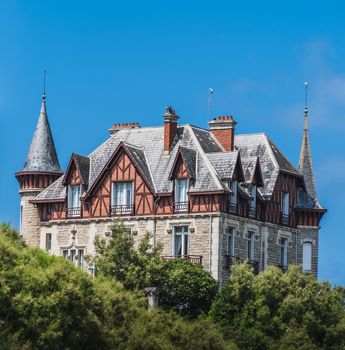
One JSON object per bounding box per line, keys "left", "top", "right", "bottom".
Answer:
{"left": 16, "top": 93, "right": 326, "bottom": 284}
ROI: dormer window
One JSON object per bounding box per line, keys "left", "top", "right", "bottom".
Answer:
{"left": 229, "top": 180, "right": 238, "bottom": 214}
{"left": 67, "top": 185, "right": 81, "bottom": 217}
{"left": 174, "top": 179, "right": 189, "bottom": 213}
{"left": 281, "top": 192, "right": 289, "bottom": 225}
{"left": 111, "top": 182, "right": 134, "bottom": 215}
{"left": 248, "top": 185, "right": 257, "bottom": 219}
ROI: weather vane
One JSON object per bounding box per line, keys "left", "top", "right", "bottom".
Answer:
{"left": 43, "top": 69, "right": 47, "bottom": 98}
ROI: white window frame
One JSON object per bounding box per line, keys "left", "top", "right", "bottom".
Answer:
{"left": 230, "top": 180, "right": 238, "bottom": 206}
{"left": 281, "top": 192, "right": 289, "bottom": 216}
{"left": 302, "top": 241, "right": 312, "bottom": 272}
{"left": 174, "top": 179, "right": 188, "bottom": 203}
{"left": 173, "top": 226, "right": 189, "bottom": 257}
{"left": 280, "top": 238, "right": 288, "bottom": 267}
{"left": 227, "top": 228, "right": 235, "bottom": 256}
{"left": 62, "top": 248, "right": 85, "bottom": 269}
{"left": 249, "top": 185, "right": 257, "bottom": 210}
{"left": 247, "top": 231, "right": 255, "bottom": 261}
{"left": 111, "top": 182, "right": 134, "bottom": 206}
{"left": 46, "top": 233, "right": 52, "bottom": 251}
{"left": 68, "top": 185, "right": 81, "bottom": 209}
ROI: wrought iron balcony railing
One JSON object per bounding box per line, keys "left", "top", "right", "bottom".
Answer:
{"left": 66, "top": 207, "right": 81, "bottom": 218}
{"left": 247, "top": 259, "right": 259, "bottom": 275}
{"left": 173, "top": 201, "right": 189, "bottom": 213}
{"left": 281, "top": 213, "right": 289, "bottom": 226}
{"left": 110, "top": 204, "right": 134, "bottom": 216}
{"left": 229, "top": 203, "right": 238, "bottom": 215}
{"left": 161, "top": 255, "right": 203, "bottom": 264}
{"left": 277, "top": 264, "right": 288, "bottom": 272}
{"left": 224, "top": 255, "right": 241, "bottom": 269}
{"left": 248, "top": 207, "right": 256, "bottom": 219}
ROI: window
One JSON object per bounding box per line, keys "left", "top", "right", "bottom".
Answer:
{"left": 230, "top": 180, "right": 238, "bottom": 206}
{"left": 227, "top": 228, "right": 234, "bottom": 256}
{"left": 280, "top": 238, "right": 288, "bottom": 267}
{"left": 281, "top": 192, "right": 289, "bottom": 224}
{"left": 67, "top": 185, "right": 81, "bottom": 217}
{"left": 174, "top": 226, "right": 189, "bottom": 257}
{"left": 62, "top": 248, "right": 85, "bottom": 269}
{"left": 78, "top": 249, "right": 84, "bottom": 269}
{"left": 247, "top": 231, "right": 255, "bottom": 261}
{"left": 68, "top": 185, "right": 81, "bottom": 209}
{"left": 46, "top": 233, "right": 52, "bottom": 251}
{"left": 303, "top": 242, "right": 312, "bottom": 272}
{"left": 174, "top": 179, "right": 189, "bottom": 212}
{"left": 248, "top": 185, "right": 257, "bottom": 218}
{"left": 111, "top": 182, "right": 133, "bottom": 215}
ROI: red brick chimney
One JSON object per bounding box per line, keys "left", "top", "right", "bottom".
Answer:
{"left": 208, "top": 116, "right": 237, "bottom": 151}
{"left": 163, "top": 106, "right": 179, "bottom": 154}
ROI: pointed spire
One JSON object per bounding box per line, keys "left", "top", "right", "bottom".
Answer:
{"left": 298, "top": 82, "right": 319, "bottom": 207}
{"left": 19, "top": 93, "right": 63, "bottom": 174}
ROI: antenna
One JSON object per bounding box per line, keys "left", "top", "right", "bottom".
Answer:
{"left": 304, "top": 81, "right": 309, "bottom": 130}
{"left": 304, "top": 81, "right": 308, "bottom": 109}
{"left": 43, "top": 69, "right": 47, "bottom": 99}
{"left": 208, "top": 88, "right": 214, "bottom": 118}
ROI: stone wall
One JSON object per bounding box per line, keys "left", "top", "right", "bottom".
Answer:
{"left": 20, "top": 189, "right": 42, "bottom": 248}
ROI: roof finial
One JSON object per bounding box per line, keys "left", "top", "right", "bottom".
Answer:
{"left": 304, "top": 81, "right": 309, "bottom": 130}
{"left": 42, "top": 69, "right": 47, "bottom": 101}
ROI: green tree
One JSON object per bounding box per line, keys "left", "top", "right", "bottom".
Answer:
{"left": 211, "top": 263, "right": 345, "bottom": 350}
{"left": 153, "top": 258, "right": 219, "bottom": 318}
{"left": 0, "top": 223, "right": 231, "bottom": 349}
{"left": 93, "top": 221, "right": 219, "bottom": 318}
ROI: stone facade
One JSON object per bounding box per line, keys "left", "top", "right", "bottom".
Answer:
{"left": 37, "top": 212, "right": 318, "bottom": 285}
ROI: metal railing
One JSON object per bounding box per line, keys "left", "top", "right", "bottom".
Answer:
{"left": 229, "top": 203, "right": 238, "bottom": 215}
{"left": 281, "top": 213, "right": 289, "bottom": 226}
{"left": 161, "top": 255, "right": 203, "bottom": 264}
{"left": 248, "top": 259, "right": 259, "bottom": 275}
{"left": 277, "top": 264, "right": 288, "bottom": 272}
{"left": 225, "top": 255, "right": 241, "bottom": 268}
{"left": 248, "top": 207, "right": 256, "bottom": 219}
{"left": 66, "top": 207, "right": 81, "bottom": 218}
{"left": 110, "top": 204, "right": 134, "bottom": 216}
{"left": 173, "top": 201, "right": 189, "bottom": 213}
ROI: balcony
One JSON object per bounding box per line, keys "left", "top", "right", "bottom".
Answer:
{"left": 247, "top": 260, "right": 259, "bottom": 275}
{"left": 281, "top": 213, "right": 289, "bottom": 226}
{"left": 277, "top": 264, "right": 288, "bottom": 273}
{"left": 66, "top": 207, "right": 81, "bottom": 218}
{"left": 224, "top": 255, "right": 241, "bottom": 269}
{"left": 161, "top": 255, "right": 203, "bottom": 264}
{"left": 110, "top": 204, "right": 134, "bottom": 216}
{"left": 248, "top": 207, "right": 256, "bottom": 219}
{"left": 173, "top": 201, "right": 189, "bottom": 214}
{"left": 229, "top": 203, "right": 238, "bottom": 215}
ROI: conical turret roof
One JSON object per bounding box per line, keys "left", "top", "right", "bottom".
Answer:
{"left": 19, "top": 94, "right": 62, "bottom": 174}
{"left": 298, "top": 107, "right": 319, "bottom": 207}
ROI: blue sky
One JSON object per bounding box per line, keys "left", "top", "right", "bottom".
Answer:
{"left": 1, "top": 1, "right": 344, "bottom": 284}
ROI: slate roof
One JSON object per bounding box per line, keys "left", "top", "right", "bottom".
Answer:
{"left": 73, "top": 154, "right": 90, "bottom": 185}
{"left": 207, "top": 152, "right": 238, "bottom": 179}
{"left": 18, "top": 96, "right": 63, "bottom": 174}
{"left": 35, "top": 126, "right": 305, "bottom": 203}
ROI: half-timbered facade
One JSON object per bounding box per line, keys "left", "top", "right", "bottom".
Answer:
{"left": 16, "top": 96, "right": 326, "bottom": 285}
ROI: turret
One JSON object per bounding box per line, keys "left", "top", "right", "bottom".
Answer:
{"left": 15, "top": 93, "right": 63, "bottom": 246}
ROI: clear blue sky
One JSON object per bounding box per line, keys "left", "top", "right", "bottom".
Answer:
{"left": 1, "top": 1, "right": 344, "bottom": 285}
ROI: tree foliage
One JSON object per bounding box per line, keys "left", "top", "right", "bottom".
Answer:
{"left": 93, "top": 221, "right": 219, "bottom": 317}
{"left": 0, "top": 223, "right": 231, "bottom": 350}
{"left": 211, "top": 263, "right": 345, "bottom": 350}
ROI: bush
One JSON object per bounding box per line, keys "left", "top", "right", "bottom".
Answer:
{"left": 0, "top": 224, "right": 230, "bottom": 350}
{"left": 211, "top": 263, "right": 345, "bottom": 350}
